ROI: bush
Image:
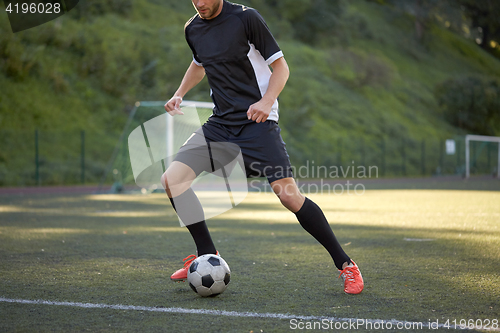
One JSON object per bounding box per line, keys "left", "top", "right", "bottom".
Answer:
{"left": 435, "top": 75, "right": 500, "bottom": 135}
{"left": 329, "top": 48, "right": 395, "bottom": 88}
{"left": 266, "top": 0, "right": 345, "bottom": 46}
{"left": 0, "top": 34, "right": 41, "bottom": 80}
{"left": 72, "top": 0, "right": 133, "bottom": 20}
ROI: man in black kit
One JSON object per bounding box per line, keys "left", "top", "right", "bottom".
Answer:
{"left": 163, "top": 0, "right": 364, "bottom": 294}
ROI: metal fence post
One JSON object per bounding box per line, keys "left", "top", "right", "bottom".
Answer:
{"left": 361, "top": 139, "right": 365, "bottom": 168}
{"left": 35, "top": 129, "right": 40, "bottom": 186}
{"left": 401, "top": 139, "right": 406, "bottom": 176}
{"left": 81, "top": 130, "right": 85, "bottom": 184}
{"left": 487, "top": 142, "right": 492, "bottom": 173}
{"left": 338, "top": 138, "right": 342, "bottom": 167}
{"left": 421, "top": 139, "right": 426, "bottom": 176}
{"left": 380, "top": 139, "right": 386, "bottom": 177}
{"left": 440, "top": 139, "right": 444, "bottom": 175}
{"left": 497, "top": 142, "right": 500, "bottom": 179}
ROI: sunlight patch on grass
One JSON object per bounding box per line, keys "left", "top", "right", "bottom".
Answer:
{"left": 217, "top": 209, "right": 295, "bottom": 223}
{"left": 85, "top": 194, "right": 167, "bottom": 203}
{"left": 0, "top": 227, "right": 91, "bottom": 235}
{"left": 0, "top": 206, "right": 82, "bottom": 215}
{"left": 0, "top": 205, "right": 172, "bottom": 218}
{"left": 216, "top": 191, "right": 500, "bottom": 232}
{"left": 0, "top": 205, "right": 24, "bottom": 213}
{"left": 116, "top": 226, "right": 216, "bottom": 234}
{"left": 446, "top": 272, "right": 500, "bottom": 296}
{"left": 88, "top": 210, "right": 172, "bottom": 218}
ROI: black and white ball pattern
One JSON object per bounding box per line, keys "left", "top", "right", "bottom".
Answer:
{"left": 187, "top": 254, "right": 231, "bottom": 297}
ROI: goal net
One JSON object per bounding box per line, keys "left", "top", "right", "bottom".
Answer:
{"left": 99, "top": 101, "right": 213, "bottom": 192}
{"left": 99, "top": 100, "right": 248, "bottom": 224}
{"left": 465, "top": 134, "right": 500, "bottom": 179}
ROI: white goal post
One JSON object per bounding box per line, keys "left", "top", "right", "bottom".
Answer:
{"left": 465, "top": 134, "right": 500, "bottom": 179}
{"left": 165, "top": 100, "right": 215, "bottom": 166}
{"left": 136, "top": 100, "right": 214, "bottom": 167}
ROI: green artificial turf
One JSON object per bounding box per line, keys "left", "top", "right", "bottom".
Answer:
{"left": 0, "top": 189, "right": 498, "bottom": 332}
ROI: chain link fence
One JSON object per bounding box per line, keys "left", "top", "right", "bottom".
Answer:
{"left": 0, "top": 128, "right": 498, "bottom": 188}
{"left": 0, "top": 129, "right": 116, "bottom": 187}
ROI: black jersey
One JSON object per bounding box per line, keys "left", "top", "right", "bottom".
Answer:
{"left": 185, "top": 1, "right": 283, "bottom": 125}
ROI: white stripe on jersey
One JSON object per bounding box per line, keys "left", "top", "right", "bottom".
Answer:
{"left": 192, "top": 55, "right": 203, "bottom": 66}
{"left": 246, "top": 42, "right": 280, "bottom": 122}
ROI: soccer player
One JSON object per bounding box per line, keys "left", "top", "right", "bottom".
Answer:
{"left": 162, "top": 0, "right": 364, "bottom": 294}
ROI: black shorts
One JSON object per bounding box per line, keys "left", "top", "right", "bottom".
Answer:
{"left": 173, "top": 119, "right": 293, "bottom": 184}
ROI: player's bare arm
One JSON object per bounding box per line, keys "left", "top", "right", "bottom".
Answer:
{"left": 164, "top": 61, "right": 206, "bottom": 115}
{"left": 247, "top": 56, "right": 290, "bottom": 123}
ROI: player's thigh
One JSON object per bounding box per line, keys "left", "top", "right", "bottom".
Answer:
{"left": 164, "top": 126, "right": 214, "bottom": 195}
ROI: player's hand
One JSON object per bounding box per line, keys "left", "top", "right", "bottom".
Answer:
{"left": 247, "top": 99, "right": 272, "bottom": 123}
{"left": 164, "top": 96, "right": 184, "bottom": 116}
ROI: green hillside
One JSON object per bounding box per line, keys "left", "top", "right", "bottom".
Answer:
{"left": 1, "top": 0, "right": 500, "bottom": 186}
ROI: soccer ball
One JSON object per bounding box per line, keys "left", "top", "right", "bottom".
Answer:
{"left": 187, "top": 254, "right": 231, "bottom": 297}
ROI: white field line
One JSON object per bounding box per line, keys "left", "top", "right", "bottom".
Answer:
{"left": 0, "top": 297, "right": 497, "bottom": 331}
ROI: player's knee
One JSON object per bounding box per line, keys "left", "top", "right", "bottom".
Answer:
{"left": 161, "top": 165, "right": 195, "bottom": 198}
{"left": 277, "top": 190, "right": 293, "bottom": 206}
{"left": 160, "top": 172, "right": 169, "bottom": 191}
{"left": 277, "top": 190, "right": 300, "bottom": 210}
{"left": 161, "top": 171, "right": 181, "bottom": 198}
{"left": 274, "top": 184, "right": 304, "bottom": 212}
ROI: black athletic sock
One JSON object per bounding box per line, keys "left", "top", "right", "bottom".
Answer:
{"left": 295, "top": 197, "right": 351, "bottom": 270}
{"left": 169, "top": 188, "right": 217, "bottom": 256}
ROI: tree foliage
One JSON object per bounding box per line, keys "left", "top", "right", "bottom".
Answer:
{"left": 71, "top": 0, "right": 134, "bottom": 19}
{"left": 457, "top": 0, "right": 500, "bottom": 49}
{"left": 373, "top": 0, "right": 500, "bottom": 52}
{"left": 436, "top": 76, "right": 500, "bottom": 135}
{"left": 368, "top": 0, "right": 440, "bottom": 40}
{"left": 264, "top": 0, "right": 345, "bottom": 45}
{"left": 2, "top": 0, "right": 500, "bottom": 184}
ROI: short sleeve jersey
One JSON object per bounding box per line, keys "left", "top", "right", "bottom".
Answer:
{"left": 184, "top": 1, "right": 284, "bottom": 125}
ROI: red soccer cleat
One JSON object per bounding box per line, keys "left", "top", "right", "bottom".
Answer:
{"left": 338, "top": 260, "right": 364, "bottom": 294}
{"left": 170, "top": 252, "right": 219, "bottom": 281}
